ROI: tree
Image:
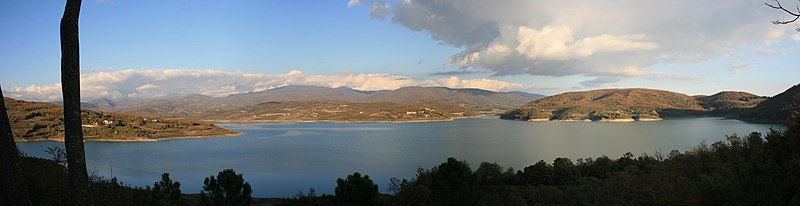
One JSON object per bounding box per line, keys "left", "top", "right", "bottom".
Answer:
{"left": 334, "top": 172, "right": 380, "bottom": 206}
{"left": 766, "top": 0, "right": 800, "bottom": 31}
{"left": 0, "top": 87, "right": 32, "bottom": 206}
{"left": 151, "top": 173, "right": 181, "bottom": 206}
{"left": 474, "top": 162, "right": 503, "bottom": 185}
{"left": 521, "top": 160, "right": 553, "bottom": 185}
{"left": 429, "top": 157, "right": 475, "bottom": 205}
{"left": 199, "top": 169, "right": 252, "bottom": 206}
{"left": 60, "top": 0, "right": 93, "bottom": 205}
{"left": 46, "top": 146, "right": 67, "bottom": 165}
{"left": 552, "top": 157, "right": 575, "bottom": 185}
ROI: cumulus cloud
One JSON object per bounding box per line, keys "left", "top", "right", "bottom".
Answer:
{"left": 369, "top": 1, "right": 391, "bottom": 19}
{"left": 3, "top": 69, "right": 539, "bottom": 101}
{"left": 354, "top": 0, "right": 794, "bottom": 79}
{"left": 425, "top": 76, "right": 532, "bottom": 92}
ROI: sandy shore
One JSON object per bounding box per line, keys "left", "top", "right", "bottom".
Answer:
{"left": 15, "top": 132, "right": 244, "bottom": 143}
{"left": 637, "top": 118, "right": 663, "bottom": 121}
{"left": 556, "top": 119, "right": 593, "bottom": 122}
{"left": 599, "top": 118, "right": 636, "bottom": 122}
{"left": 527, "top": 118, "right": 551, "bottom": 122}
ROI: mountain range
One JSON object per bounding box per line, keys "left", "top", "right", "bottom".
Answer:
{"left": 84, "top": 86, "right": 545, "bottom": 119}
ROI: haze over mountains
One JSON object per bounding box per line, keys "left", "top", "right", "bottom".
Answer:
{"left": 83, "top": 85, "right": 545, "bottom": 120}
{"left": 46, "top": 83, "right": 800, "bottom": 124}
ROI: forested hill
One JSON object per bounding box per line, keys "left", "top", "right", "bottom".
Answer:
{"left": 741, "top": 83, "right": 800, "bottom": 123}
{"left": 4, "top": 97, "right": 236, "bottom": 141}
{"left": 500, "top": 88, "right": 706, "bottom": 121}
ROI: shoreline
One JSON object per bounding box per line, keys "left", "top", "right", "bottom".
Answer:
{"left": 521, "top": 117, "right": 664, "bottom": 122}
{"left": 204, "top": 115, "right": 486, "bottom": 124}
{"left": 14, "top": 132, "right": 244, "bottom": 143}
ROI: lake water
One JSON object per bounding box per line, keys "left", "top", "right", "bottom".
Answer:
{"left": 16, "top": 117, "right": 783, "bottom": 197}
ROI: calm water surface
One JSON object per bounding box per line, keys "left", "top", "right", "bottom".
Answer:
{"left": 17, "top": 117, "right": 783, "bottom": 197}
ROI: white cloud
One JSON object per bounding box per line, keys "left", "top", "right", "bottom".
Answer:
{"left": 369, "top": 1, "right": 391, "bottom": 19}
{"left": 353, "top": 0, "right": 796, "bottom": 79}
{"left": 726, "top": 62, "right": 754, "bottom": 74}
{"left": 513, "top": 25, "right": 658, "bottom": 60}
{"left": 347, "top": 0, "right": 360, "bottom": 8}
{"left": 3, "top": 69, "right": 538, "bottom": 101}
{"left": 427, "top": 76, "right": 532, "bottom": 91}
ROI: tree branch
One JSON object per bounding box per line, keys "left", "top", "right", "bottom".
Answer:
{"left": 766, "top": 0, "right": 800, "bottom": 26}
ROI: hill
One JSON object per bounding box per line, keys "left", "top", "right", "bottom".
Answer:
{"left": 87, "top": 86, "right": 543, "bottom": 120}
{"left": 204, "top": 101, "right": 473, "bottom": 122}
{"left": 223, "top": 86, "right": 540, "bottom": 109}
{"left": 695, "top": 91, "right": 767, "bottom": 116}
{"left": 4, "top": 97, "right": 237, "bottom": 141}
{"left": 740, "top": 83, "right": 800, "bottom": 123}
{"left": 223, "top": 86, "right": 372, "bottom": 106}
{"left": 501, "top": 88, "right": 706, "bottom": 121}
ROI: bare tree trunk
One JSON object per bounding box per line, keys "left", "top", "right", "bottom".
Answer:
{"left": 60, "top": 0, "right": 92, "bottom": 205}
{"left": 0, "top": 86, "right": 32, "bottom": 206}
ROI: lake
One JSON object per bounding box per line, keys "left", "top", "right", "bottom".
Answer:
{"left": 16, "top": 117, "right": 784, "bottom": 197}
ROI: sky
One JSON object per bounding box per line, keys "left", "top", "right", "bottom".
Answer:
{"left": 1, "top": 0, "right": 799, "bottom": 101}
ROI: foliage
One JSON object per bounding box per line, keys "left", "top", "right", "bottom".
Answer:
{"left": 334, "top": 172, "right": 380, "bottom": 206}
{"left": 20, "top": 157, "right": 151, "bottom": 206}
{"left": 45, "top": 146, "right": 66, "bottom": 165}
{"left": 151, "top": 173, "right": 181, "bottom": 206}
{"left": 199, "top": 169, "right": 252, "bottom": 206}
{"left": 741, "top": 83, "right": 800, "bottom": 123}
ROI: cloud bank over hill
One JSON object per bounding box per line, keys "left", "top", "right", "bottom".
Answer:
{"left": 350, "top": 0, "right": 798, "bottom": 85}
{"left": 4, "top": 69, "right": 541, "bottom": 101}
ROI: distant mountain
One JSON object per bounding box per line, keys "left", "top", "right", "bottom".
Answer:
{"left": 503, "top": 91, "right": 547, "bottom": 99}
{"left": 90, "top": 86, "right": 543, "bottom": 119}
{"left": 4, "top": 97, "right": 235, "bottom": 141}
{"left": 695, "top": 91, "right": 767, "bottom": 112}
{"left": 86, "top": 98, "right": 116, "bottom": 108}
{"left": 204, "top": 101, "right": 472, "bottom": 122}
{"left": 501, "top": 88, "right": 705, "bottom": 121}
{"left": 365, "top": 87, "right": 537, "bottom": 109}
{"left": 741, "top": 84, "right": 800, "bottom": 123}
{"left": 224, "top": 85, "right": 372, "bottom": 106}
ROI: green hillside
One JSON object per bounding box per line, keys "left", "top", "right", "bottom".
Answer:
{"left": 4, "top": 97, "right": 237, "bottom": 141}
{"left": 740, "top": 84, "right": 800, "bottom": 123}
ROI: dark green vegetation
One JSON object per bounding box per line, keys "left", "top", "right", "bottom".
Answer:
{"left": 4, "top": 97, "right": 236, "bottom": 141}
{"left": 152, "top": 174, "right": 182, "bottom": 206}
{"left": 87, "top": 86, "right": 543, "bottom": 121}
{"left": 742, "top": 83, "right": 800, "bottom": 123}
{"left": 19, "top": 158, "right": 252, "bottom": 206}
{"left": 334, "top": 173, "right": 380, "bottom": 206}
{"left": 501, "top": 87, "right": 779, "bottom": 121}
{"left": 199, "top": 169, "right": 253, "bottom": 206}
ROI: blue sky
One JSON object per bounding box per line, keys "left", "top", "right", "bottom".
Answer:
{"left": 1, "top": 0, "right": 799, "bottom": 101}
